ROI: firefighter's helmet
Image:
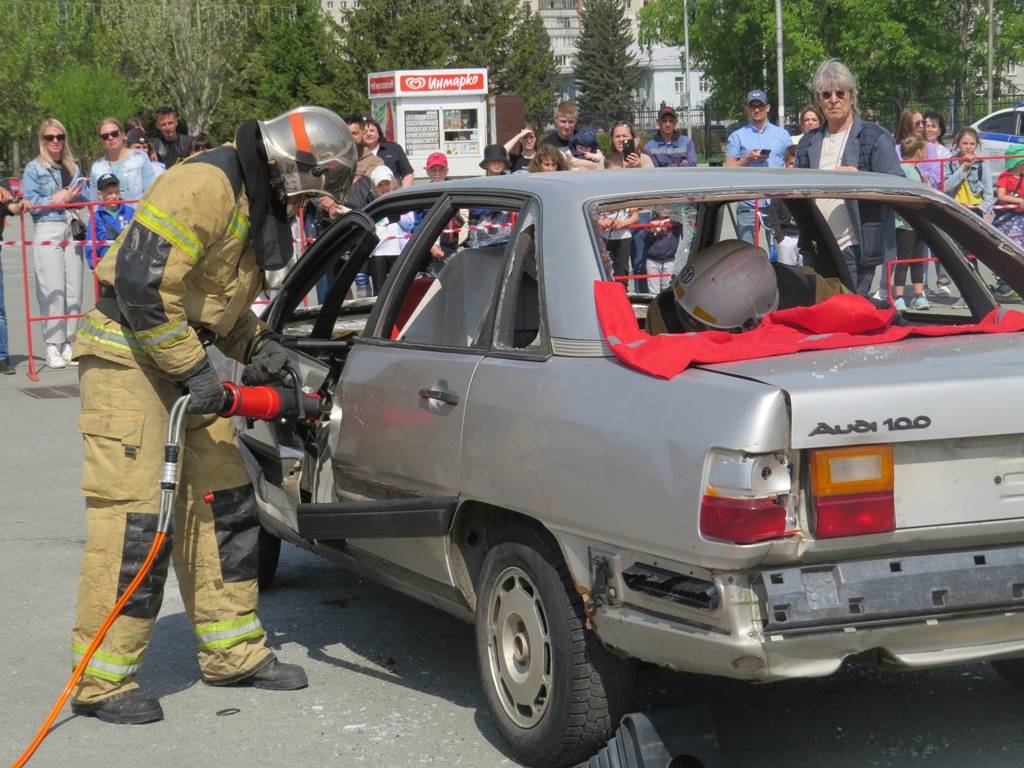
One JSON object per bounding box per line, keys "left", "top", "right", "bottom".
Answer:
{"left": 672, "top": 239, "right": 778, "bottom": 332}
{"left": 258, "top": 106, "right": 357, "bottom": 202}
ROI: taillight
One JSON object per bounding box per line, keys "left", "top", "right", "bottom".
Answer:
{"left": 810, "top": 445, "right": 895, "bottom": 538}
{"left": 699, "top": 450, "right": 795, "bottom": 545}
{"left": 700, "top": 495, "right": 790, "bottom": 544}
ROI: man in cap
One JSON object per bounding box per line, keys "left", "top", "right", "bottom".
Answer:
{"left": 725, "top": 88, "right": 792, "bottom": 243}
{"left": 725, "top": 89, "right": 791, "bottom": 169}
{"left": 644, "top": 105, "right": 697, "bottom": 168}
{"left": 69, "top": 106, "right": 357, "bottom": 725}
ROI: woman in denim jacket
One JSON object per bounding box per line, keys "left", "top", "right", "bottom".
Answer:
{"left": 944, "top": 128, "right": 994, "bottom": 218}
{"left": 21, "top": 117, "right": 85, "bottom": 369}
{"left": 87, "top": 117, "right": 156, "bottom": 204}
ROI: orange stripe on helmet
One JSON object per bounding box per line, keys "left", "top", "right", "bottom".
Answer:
{"left": 289, "top": 113, "right": 312, "bottom": 154}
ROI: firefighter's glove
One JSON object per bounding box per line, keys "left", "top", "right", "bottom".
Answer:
{"left": 242, "top": 337, "right": 289, "bottom": 386}
{"left": 183, "top": 358, "right": 227, "bottom": 414}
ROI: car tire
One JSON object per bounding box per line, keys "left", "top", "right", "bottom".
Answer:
{"left": 991, "top": 657, "right": 1024, "bottom": 689}
{"left": 257, "top": 527, "right": 282, "bottom": 590}
{"left": 475, "top": 527, "right": 636, "bottom": 768}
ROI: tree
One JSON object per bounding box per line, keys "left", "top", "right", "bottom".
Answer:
{"left": 491, "top": 3, "right": 560, "bottom": 125}
{"left": 99, "top": 0, "right": 251, "bottom": 134}
{"left": 636, "top": 0, "right": 1024, "bottom": 126}
{"left": 217, "top": 0, "right": 362, "bottom": 137}
{"left": 340, "top": 0, "right": 455, "bottom": 114}
{"left": 574, "top": 0, "right": 641, "bottom": 128}
{"left": 37, "top": 64, "right": 144, "bottom": 167}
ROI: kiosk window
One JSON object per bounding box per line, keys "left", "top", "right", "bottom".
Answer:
{"left": 444, "top": 109, "right": 479, "bottom": 156}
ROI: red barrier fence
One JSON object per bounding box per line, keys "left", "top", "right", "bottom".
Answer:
{"left": 11, "top": 197, "right": 320, "bottom": 381}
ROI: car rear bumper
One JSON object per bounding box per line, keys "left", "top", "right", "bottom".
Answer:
{"left": 591, "top": 543, "right": 1024, "bottom": 681}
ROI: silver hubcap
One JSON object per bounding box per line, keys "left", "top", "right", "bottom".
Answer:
{"left": 485, "top": 566, "right": 552, "bottom": 728}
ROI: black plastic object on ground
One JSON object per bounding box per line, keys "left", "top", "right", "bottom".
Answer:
{"left": 574, "top": 708, "right": 723, "bottom": 768}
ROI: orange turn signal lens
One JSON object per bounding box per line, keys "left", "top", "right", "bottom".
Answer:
{"left": 810, "top": 445, "right": 893, "bottom": 497}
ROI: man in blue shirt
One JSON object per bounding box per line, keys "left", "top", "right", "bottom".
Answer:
{"left": 725, "top": 89, "right": 792, "bottom": 243}
{"left": 644, "top": 106, "right": 698, "bottom": 168}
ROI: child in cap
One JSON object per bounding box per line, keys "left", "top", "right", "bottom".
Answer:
{"left": 569, "top": 127, "right": 604, "bottom": 165}
{"left": 425, "top": 152, "right": 449, "bottom": 182}
{"left": 87, "top": 173, "right": 135, "bottom": 268}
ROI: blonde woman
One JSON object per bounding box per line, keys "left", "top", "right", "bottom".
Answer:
{"left": 88, "top": 116, "right": 155, "bottom": 202}
{"left": 21, "top": 118, "right": 85, "bottom": 368}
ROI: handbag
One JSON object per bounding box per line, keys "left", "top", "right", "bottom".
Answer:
{"left": 56, "top": 165, "right": 87, "bottom": 240}
{"left": 66, "top": 210, "right": 87, "bottom": 241}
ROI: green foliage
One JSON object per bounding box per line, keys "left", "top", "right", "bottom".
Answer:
{"left": 216, "top": 0, "right": 361, "bottom": 138}
{"left": 37, "top": 64, "right": 143, "bottom": 168}
{"left": 575, "top": 0, "right": 641, "bottom": 128}
{"left": 340, "top": 0, "right": 455, "bottom": 114}
{"left": 338, "top": 0, "right": 558, "bottom": 122}
{"left": 637, "top": 0, "right": 1022, "bottom": 124}
{"left": 499, "top": 4, "right": 560, "bottom": 125}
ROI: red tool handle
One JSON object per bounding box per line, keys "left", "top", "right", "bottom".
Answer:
{"left": 219, "top": 382, "right": 321, "bottom": 421}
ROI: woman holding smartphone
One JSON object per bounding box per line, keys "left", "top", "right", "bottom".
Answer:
{"left": 610, "top": 122, "right": 653, "bottom": 168}
{"left": 21, "top": 118, "right": 85, "bottom": 369}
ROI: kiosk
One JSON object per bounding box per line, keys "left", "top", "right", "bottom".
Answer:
{"left": 367, "top": 68, "right": 489, "bottom": 178}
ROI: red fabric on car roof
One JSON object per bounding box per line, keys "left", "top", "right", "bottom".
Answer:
{"left": 595, "top": 281, "right": 1024, "bottom": 380}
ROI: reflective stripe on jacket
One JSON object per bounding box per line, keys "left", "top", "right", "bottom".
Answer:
{"left": 79, "top": 144, "right": 265, "bottom": 376}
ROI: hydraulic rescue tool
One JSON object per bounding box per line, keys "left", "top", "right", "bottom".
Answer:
{"left": 12, "top": 377, "right": 320, "bottom": 768}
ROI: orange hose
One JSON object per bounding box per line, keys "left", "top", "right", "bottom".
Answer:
{"left": 11, "top": 531, "right": 169, "bottom": 768}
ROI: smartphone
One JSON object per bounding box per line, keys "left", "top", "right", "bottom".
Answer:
{"left": 622, "top": 139, "right": 636, "bottom": 157}
{"left": 758, "top": 148, "right": 771, "bottom": 158}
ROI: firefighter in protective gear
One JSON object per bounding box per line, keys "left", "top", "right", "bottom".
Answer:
{"left": 69, "top": 106, "right": 356, "bottom": 725}
{"left": 646, "top": 239, "right": 847, "bottom": 335}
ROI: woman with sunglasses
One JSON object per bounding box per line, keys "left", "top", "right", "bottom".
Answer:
{"left": 21, "top": 118, "right": 86, "bottom": 369}
{"left": 88, "top": 117, "right": 156, "bottom": 204}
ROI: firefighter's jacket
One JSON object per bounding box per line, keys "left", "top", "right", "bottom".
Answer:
{"left": 77, "top": 145, "right": 266, "bottom": 378}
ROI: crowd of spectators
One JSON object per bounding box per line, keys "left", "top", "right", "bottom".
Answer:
{"left": 4, "top": 72, "right": 1024, "bottom": 376}
{"left": 2, "top": 105, "right": 202, "bottom": 372}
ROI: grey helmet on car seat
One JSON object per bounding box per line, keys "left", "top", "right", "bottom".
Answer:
{"left": 671, "top": 239, "right": 779, "bottom": 332}
{"left": 258, "top": 106, "right": 357, "bottom": 202}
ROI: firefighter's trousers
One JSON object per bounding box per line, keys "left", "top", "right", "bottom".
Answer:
{"left": 71, "top": 356, "right": 272, "bottom": 704}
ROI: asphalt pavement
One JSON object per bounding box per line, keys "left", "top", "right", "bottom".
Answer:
{"left": 3, "top": 217, "right": 1024, "bottom": 768}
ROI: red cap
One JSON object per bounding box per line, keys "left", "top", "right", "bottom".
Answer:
{"left": 425, "top": 151, "right": 448, "bottom": 170}
{"left": 203, "top": 492, "right": 215, "bottom": 505}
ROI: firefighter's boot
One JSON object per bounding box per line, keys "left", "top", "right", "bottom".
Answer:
{"left": 208, "top": 655, "right": 308, "bottom": 690}
{"left": 71, "top": 690, "right": 164, "bottom": 725}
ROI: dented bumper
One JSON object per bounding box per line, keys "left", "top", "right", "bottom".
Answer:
{"left": 590, "top": 544, "right": 1024, "bottom": 681}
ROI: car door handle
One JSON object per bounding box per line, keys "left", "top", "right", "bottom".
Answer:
{"left": 418, "top": 387, "right": 460, "bottom": 406}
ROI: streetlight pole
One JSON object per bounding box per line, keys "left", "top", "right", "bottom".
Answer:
{"left": 987, "top": 0, "right": 994, "bottom": 114}
{"left": 775, "top": 0, "right": 785, "bottom": 127}
{"left": 683, "top": 0, "right": 691, "bottom": 130}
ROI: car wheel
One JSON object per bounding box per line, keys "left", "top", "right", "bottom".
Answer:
{"left": 475, "top": 527, "right": 636, "bottom": 768}
{"left": 257, "top": 527, "right": 282, "bottom": 590}
{"left": 992, "top": 657, "right": 1024, "bottom": 689}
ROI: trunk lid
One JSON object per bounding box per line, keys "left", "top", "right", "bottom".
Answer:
{"left": 700, "top": 333, "right": 1024, "bottom": 530}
